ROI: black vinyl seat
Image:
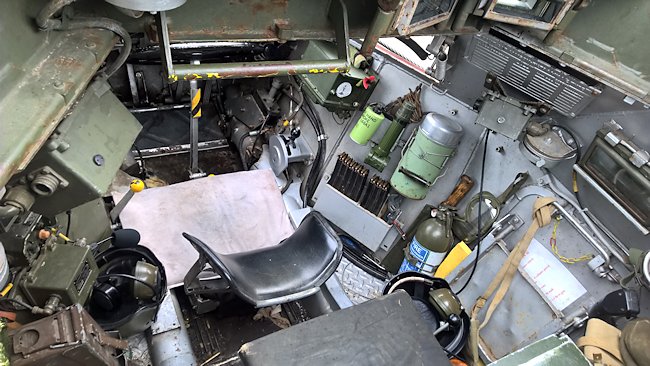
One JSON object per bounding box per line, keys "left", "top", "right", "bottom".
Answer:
{"left": 183, "top": 211, "right": 342, "bottom": 308}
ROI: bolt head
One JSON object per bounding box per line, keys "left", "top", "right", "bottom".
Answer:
{"left": 93, "top": 154, "right": 105, "bottom": 166}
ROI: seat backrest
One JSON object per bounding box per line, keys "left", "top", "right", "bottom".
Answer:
{"left": 183, "top": 211, "right": 343, "bottom": 307}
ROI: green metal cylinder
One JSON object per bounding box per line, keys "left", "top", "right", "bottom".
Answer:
{"left": 349, "top": 104, "right": 385, "bottom": 145}
{"left": 391, "top": 113, "right": 463, "bottom": 200}
{"left": 360, "top": 7, "right": 395, "bottom": 57}
{"left": 365, "top": 102, "right": 415, "bottom": 171}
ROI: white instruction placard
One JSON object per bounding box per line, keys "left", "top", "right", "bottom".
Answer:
{"left": 518, "top": 238, "right": 587, "bottom": 312}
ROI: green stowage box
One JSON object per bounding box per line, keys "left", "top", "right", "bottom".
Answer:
{"left": 298, "top": 41, "right": 379, "bottom": 111}
{"left": 8, "top": 81, "right": 142, "bottom": 216}
{"left": 20, "top": 244, "right": 98, "bottom": 307}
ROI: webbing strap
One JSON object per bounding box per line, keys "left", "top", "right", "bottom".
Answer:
{"left": 469, "top": 196, "right": 556, "bottom": 364}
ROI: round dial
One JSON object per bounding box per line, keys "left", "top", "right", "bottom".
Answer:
{"left": 335, "top": 82, "right": 352, "bottom": 98}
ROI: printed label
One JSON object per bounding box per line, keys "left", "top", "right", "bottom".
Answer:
{"left": 399, "top": 238, "right": 447, "bottom": 275}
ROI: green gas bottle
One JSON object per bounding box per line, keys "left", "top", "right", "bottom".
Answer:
{"left": 399, "top": 208, "right": 454, "bottom": 276}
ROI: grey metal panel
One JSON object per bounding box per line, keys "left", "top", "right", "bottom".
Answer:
{"left": 314, "top": 184, "right": 391, "bottom": 252}
{"left": 467, "top": 33, "right": 601, "bottom": 117}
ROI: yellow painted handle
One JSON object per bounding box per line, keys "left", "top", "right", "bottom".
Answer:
{"left": 130, "top": 179, "right": 145, "bottom": 193}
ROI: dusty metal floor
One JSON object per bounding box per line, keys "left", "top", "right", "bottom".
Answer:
{"left": 177, "top": 294, "right": 281, "bottom": 366}
{"left": 142, "top": 149, "right": 242, "bottom": 185}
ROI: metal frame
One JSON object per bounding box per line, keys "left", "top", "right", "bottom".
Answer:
{"left": 482, "top": 0, "right": 576, "bottom": 31}
{"left": 155, "top": 0, "right": 351, "bottom": 82}
{"left": 394, "top": 0, "right": 460, "bottom": 35}
{"left": 574, "top": 163, "right": 649, "bottom": 235}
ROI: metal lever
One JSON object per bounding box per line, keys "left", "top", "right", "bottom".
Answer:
{"left": 110, "top": 179, "right": 145, "bottom": 222}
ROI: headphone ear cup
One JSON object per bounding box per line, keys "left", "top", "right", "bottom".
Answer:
{"left": 92, "top": 282, "right": 121, "bottom": 311}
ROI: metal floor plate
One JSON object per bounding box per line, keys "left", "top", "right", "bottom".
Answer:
{"left": 335, "top": 257, "right": 386, "bottom": 305}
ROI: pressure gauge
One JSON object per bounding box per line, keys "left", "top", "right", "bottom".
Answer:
{"left": 335, "top": 82, "right": 352, "bottom": 98}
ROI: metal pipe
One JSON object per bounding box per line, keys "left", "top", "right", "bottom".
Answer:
{"left": 360, "top": 7, "right": 396, "bottom": 58}
{"left": 189, "top": 60, "right": 201, "bottom": 175}
{"left": 59, "top": 17, "right": 132, "bottom": 78}
{"left": 129, "top": 104, "right": 189, "bottom": 113}
{"left": 132, "top": 140, "right": 229, "bottom": 159}
{"left": 0, "top": 205, "right": 19, "bottom": 219}
{"left": 433, "top": 52, "right": 448, "bottom": 82}
{"left": 172, "top": 59, "right": 349, "bottom": 81}
{"left": 546, "top": 173, "right": 629, "bottom": 264}
{"left": 36, "top": 0, "right": 75, "bottom": 29}
{"left": 451, "top": 0, "right": 480, "bottom": 31}
{"left": 551, "top": 201, "right": 611, "bottom": 265}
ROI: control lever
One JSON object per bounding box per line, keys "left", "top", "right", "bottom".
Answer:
{"left": 288, "top": 127, "right": 301, "bottom": 149}
{"left": 110, "top": 179, "right": 145, "bottom": 222}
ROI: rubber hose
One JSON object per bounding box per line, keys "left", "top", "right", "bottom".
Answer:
{"left": 397, "top": 37, "right": 430, "bottom": 60}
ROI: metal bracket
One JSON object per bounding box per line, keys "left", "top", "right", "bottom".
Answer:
{"left": 155, "top": 0, "right": 351, "bottom": 82}
{"left": 573, "top": 164, "right": 649, "bottom": 235}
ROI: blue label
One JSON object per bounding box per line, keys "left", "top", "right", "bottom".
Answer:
{"left": 398, "top": 237, "right": 446, "bottom": 275}
{"left": 399, "top": 259, "right": 418, "bottom": 273}
{"left": 409, "top": 238, "right": 429, "bottom": 262}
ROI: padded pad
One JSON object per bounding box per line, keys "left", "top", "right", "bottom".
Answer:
{"left": 183, "top": 211, "right": 342, "bottom": 307}
{"left": 239, "top": 291, "right": 449, "bottom": 366}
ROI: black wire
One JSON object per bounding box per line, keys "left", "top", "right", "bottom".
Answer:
{"left": 0, "top": 297, "right": 33, "bottom": 311}
{"left": 342, "top": 244, "right": 390, "bottom": 280}
{"left": 65, "top": 210, "right": 72, "bottom": 237}
{"left": 456, "top": 131, "right": 489, "bottom": 295}
{"left": 97, "top": 274, "right": 158, "bottom": 298}
{"left": 299, "top": 92, "right": 326, "bottom": 207}
{"left": 331, "top": 112, "right": 347, "bottom": 126}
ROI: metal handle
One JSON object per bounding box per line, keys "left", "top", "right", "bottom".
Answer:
{"left": 441, "top": 175, "right": 474, "bottom": 207}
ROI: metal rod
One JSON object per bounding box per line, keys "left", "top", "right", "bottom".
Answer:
{"left": 545, "top": 172, "right": 630, "bottom": 265}
{"left": 129, "top": 104, "right": 190, "bottom": 113}
{"left": 110, "top": 190, "right": 134, "bottom": 222}
{"left": 189, "top": 60, "right": 201, "bottom": 175}
{"left": 360, "top": 7, "right": 395, "bottom": 58}
{"left": 173, "top": 60, "right": 349, "bottom": 81}
{"left": 132, "top": 140, "right": 229, "bottom": 159}
{"left": 551, "top": 201, "right": 611, "bottom": 265}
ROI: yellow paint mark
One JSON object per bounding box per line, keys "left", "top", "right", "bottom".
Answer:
{"left": 256, "top": 73, "right": 281, "bottom": 78}
{"left": 206, "top": 73, "right": 222, "bottom": 79}
{"left": 193, "top": 110, "right": 202, "bottom": 118}
{"left": 328, "top": 68, "right": 339, "bottom": 73}
{"left": 169, "top": 74, "right": 178, "bottom": 82}
{"left": 0, "top": 283, "right": 13, "bottom": 297}
{"left": 191, "top": 90, "right": 202, "bottom": 109}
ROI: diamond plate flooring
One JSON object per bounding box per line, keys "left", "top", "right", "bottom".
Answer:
{"left": 335, "top": 257, "right": 387, "bottom": 305}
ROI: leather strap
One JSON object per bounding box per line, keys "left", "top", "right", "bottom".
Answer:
{"left": 469, "top": 196, "right": 556, "bottom": 364}
{"left": 577, "top": 336, "right": 622, "bottom": 362}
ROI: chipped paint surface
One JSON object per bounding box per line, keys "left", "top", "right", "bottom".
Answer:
{"left": 0, "top": 28, "right": 115, "bottom": 188}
